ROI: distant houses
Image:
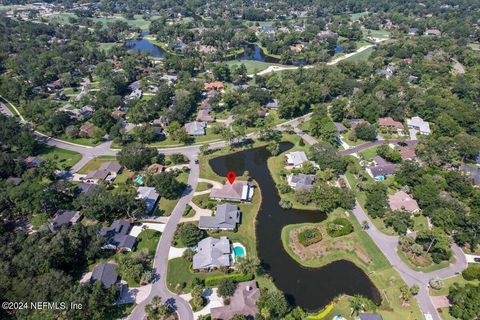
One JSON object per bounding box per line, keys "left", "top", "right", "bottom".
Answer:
{"left": 406, "top": 116, "right": 431, "bottom": 140}
{"left": 79, "top": 123, "right": 97, "bottom": 138}
{"left": 210, "top": 180, "right": 254, "bottom": 202}
{"left": 49, "top": 210, "right": 82, "bottom": 232}
{"left": 425, "top": 29, "right": 441, "bottom": 36}
{"left": 199, "top": 204, "right": 241, "bottom": 230}
{"left": 377, "top": 117, "right": 405, "bottom": 135}
{"left": 204, "top": 81, "right": 225, "bottom": 92}
{"left": 100, "top": 220, "right": 136, "bottom": 251}
{"left": 185, "top": 121, "right": 207, "bottom": 136}
{"left": 136, "top": 186, "right": 160, "bottom": 214}
{"left": 192, "top": 236, "right": 232, "bottom": 270}
{"left": 388, "top": 191, "right": 420, "bottom": 213}
{"left": 210, "top": 280, "right": 260, "bottom": 319}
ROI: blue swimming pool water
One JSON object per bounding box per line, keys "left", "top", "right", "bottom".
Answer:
{"left": 233, "top": 246, "right": 245, "bottom": 257}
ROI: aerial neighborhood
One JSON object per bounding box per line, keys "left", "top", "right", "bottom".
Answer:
{"left": 0, "top": 1, "right": 479, "bottom": 320}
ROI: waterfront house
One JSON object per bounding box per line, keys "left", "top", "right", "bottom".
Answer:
{"left": 192, "top": 236, "right": 231, "bottom": 270}
{"left": 199, "top": 204, "right": 241, "bottom": 230}
{"left": 210, "top": 181, "right": 254, "bottom": 202}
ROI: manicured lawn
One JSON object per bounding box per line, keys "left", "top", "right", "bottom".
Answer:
{"left": 77, "top": 156, "right": 118, "bottom": 174}
{"left": 341, "top": 131, "right": 367, "bottom": 147}
{"left": 167, "top": 257, "right": 223, "bottom": 293}
{"left": 98, "top": 42, "right": 119, "bottom": 51}
{"left": 226, "top": 60, "right": 281, "bottom": 74}
{"left": 31, "top": 213, "right": 48, "bottom": 229}
{"left": 134, "top": 229, "right": 161, "bottom": 256}
{"left": 195, "top": 182, "right": 212, "bottom": 192}
{"left": 343, "top": 47, "right": 375, "bottom": 63}
{"left": 57, "top": 134, "right": 100, "bottom": 147}
{"left": 365, "top": 29, "right": 391, "bottom": 38}
{"left": 397, "top": 249, "right": 453, "bottom": 273}
{"left": 104, "top": 303, "right": 136, "bottom": 320}
{"left": 359, "top": 146, "right": 379, "bottom": 160}
{"left": 149, "top": 127, "right": 223, "bottom": 148}
{"left": 37, "top": 146, "right": 82, "bottom": 170}
{"left": 157, "top": 171, "right": 189, "bottom": 216}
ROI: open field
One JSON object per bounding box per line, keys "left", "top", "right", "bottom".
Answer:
{"left": 37, "top": 146, "right": 82, "bottom": 170}
{"left": 226, "top": 60, "right": 282, "bottom": 74}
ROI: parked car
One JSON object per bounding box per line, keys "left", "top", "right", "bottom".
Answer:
{"left": 474, "top": 257, "right": 480, "bottom": 263}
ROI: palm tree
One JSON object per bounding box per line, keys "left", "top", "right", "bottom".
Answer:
{"left": 362, "top": 220, "right": 370, "bottom": 230}
{"left": 349, "top": 295, "right": 365, "bottom": 317}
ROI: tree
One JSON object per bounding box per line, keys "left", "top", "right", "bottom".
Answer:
{"left": 234, "top": 256, "right": 262, "bottom": 275}
{"left": 309, "top": 142, "right": 347, "bottom": 174}
{"left": 117, "top": 143, "right": 159, "bottom": 171}
{"left": 354, "top": 123, "right": 377, "bottom": 141}
{"left": 190, "top": 285, "right": 206, "bottom": 311}
{"left": 151, "top": 172, "right": 185, "bottom": 200}
{"left": 349, "top": 295, "right": 376, "bottom": 316}
{"left": 257, "top": 289, "right": 290, "bottom": 318}
{"left": 217, "top": 279, "right": 237, "bottom": 298}
{"left": 429, "top": 277, "right": 444, "bottom": 290}
{"left": 365, "top": 183, "right": 388, "bottom": 218}
{"left": 145, "top": 296, "right": 173, "bottom": 320}
{"left": 175, "top": 223, "right": 206, "bottom": 247}
{"left": 449, "top": 283, "right": 480, "bottom": 319}
{"left": 410, "top": 284, "right": 420, "bottom": 296}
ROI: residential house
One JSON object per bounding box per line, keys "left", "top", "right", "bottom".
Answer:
{"left": 136, "top": 186, "right": 160, "bottom": 214}
{"left": 79, "top": 123, "right": 97, "bottom": 138}
{"left": 407, "top": 28, "right": 418, "bottom": 35}
{"left": 377, "top": 117, "right": 405, "bottom": 135}
{"left": 287, "top": 174, "right": 315, "bottom": 191}
{"left": 197, "top": 109, "right": 215, "bottom": 122}
{"left": 210, "top": 180, "right": 254, "bottom": 202}
{"left": 68, "top": 105, "right": 94, "bottom": 120}
{"left": 367, "top": 156, "right": 397, "bottom": 180}
{"left": 210, "top": 281, "right": 260, "bottom": 319}
{"left": 111, "top": 109, "right": 126, "bottom": 119}
{"left": 289, "top": 43, "right": 304, "bottom": 53}
{"left": 460, "top": 165, "right": 480, "bottom": 186}
{"left": 356, "top": 314, "right": 383, "bottom": 320}
{"left": 399, "top": 144, "right": 417, "bottom": 161}
{"left": 85, "top": 161, "right": 122, "bottom": 183}
{"left": 185, "top": 121, "right": 207, "bottom": 136}
{"left": 334, "top": 122, "right": 348, "bottom": 134}
{"left": 406, "top": 116, "right": 431, "bottom": 140}
{"left": 349, "top": 118, "right": 369, "bottom": 130}
{"left": 426, "top": 29, "right": 441, "bottom": 36}
{"left": 192, "top": 236, "right": 231, "bottom": 270}
{"left": 200, "top": 99, "right": 212, "bottom": 111}
{"left": 388, "top": 191, "right": 420, "bottom": 212}
{"left": 6, "top": 177, "right": 22, "bottom": 186}
{"left": 266, "top": 99, "right": 279, "bottom": 109}
{"left": 199, "top": 204, "right": 241, "bottom": 230}
{"left": 285, "top": 151, "right": 308, "bottom": 168}
{"left": 204, "top": 81, "right": 225, "bottom": 92}
{"left": 24, "top": 156, "right": 44, "bottom": 168}
{"left": 199, "top": 45, "right": 217, "bottom": 54}
{"left": 49, "top": 210, "right": 82, "bottom": 232}
{"left": 317, "top": 30, "right": 338, "bottom": 41}
{"left": 125, "top": 88, "right": 143, "bottom": 101}
{"left": 378, "top": 64, "right": 397, "bottom": 79}
{"left": 91, "top": 263, "right": 118, "bottom": 289}
{"left": 100, "top": 220, "right": 136, "bottom": 251}
{"left": 147, "top": 163, "right": 165, "bottom": 175}
{"left": 76, "top": 182, "right": 100, "bottom": 196}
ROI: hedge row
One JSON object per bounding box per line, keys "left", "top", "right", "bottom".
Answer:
{"left": 205, "top": 273, "right": 254, "bottom": 287}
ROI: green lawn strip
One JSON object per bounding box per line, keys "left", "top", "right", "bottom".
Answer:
{"left": 167, "top": 257, "right": 224, "bottom": 292}
{"left": 341, "top": 131, "right": 367, "bottom": 146}
{"left": 281, "top": 209, "right": 422, "bottom": 318}
{"left": 429, "top": 274, "right": 479, "bottom": 296}
{"left": 37, "top": 146, "right": 82, "bottom": 170}
{"left": 31, "top": 213, "right": 49, "bottom": 229}
{"left": 156, "top": 171, "right": 189, "bottom": 216}
{"left": 225, "top": 60, "right": 281, "bottom": 74}
{"left": 412, "top": 214, "right": 429, "bottom": 231}
{"left": 397, "top": 249, "right": 453, "bottom": 273}
{"left": 195, "top": 182, "right": 212, "bottom": 192}
{"left": 56, "top": 134, "right": 100, "bottom": 147}
{"left": 77, "top": 156, "right": 118, "bottom": 174}
{"left": 99, "top": 42, "right": 119, "bottom": 51}
{"left": 359, "top": 146, "right": 379, "bottom": 160}
{"left": 343, "top": 47, "right": 375, "bottom": 63}
{"left": 254, "top": 42, "right": 282, "bottom": 59}
{"left": 134, "top": 229, "right": 161, "bottom": 256}
{"left": 148, "top": 127, "right": 223, "bottom": 148}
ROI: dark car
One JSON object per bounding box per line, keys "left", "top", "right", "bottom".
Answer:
{"left": 474, "top": 257, "right": 480, "bottom": 263}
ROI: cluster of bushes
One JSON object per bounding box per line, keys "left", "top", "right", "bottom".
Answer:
{"left": 327, "top": 218, "right": 353, "bottom": 237}
{"left": 204, "top": 273, "right": 254, "bottom": 287}
{"left": 298, "top": 227, "right": 322, "bottom": 246}
{"left": 462, "top": 265, "right": 480, "bottom": 281}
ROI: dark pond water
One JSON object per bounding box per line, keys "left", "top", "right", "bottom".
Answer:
{"left": 335, "top": 45, "right": 345, "bottom": 54}
{"left": 236, "top": 44, "right": 280, "bottom": 63}
{"left": 209, "top": 142, "right": 381, "bottom": 311}
{"left": 126, "top": 33, "right": 165, "bottom": 57}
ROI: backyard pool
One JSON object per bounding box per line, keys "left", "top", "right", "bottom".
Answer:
{"left": 233, "top": 245, "right": 246, "bottom": 257}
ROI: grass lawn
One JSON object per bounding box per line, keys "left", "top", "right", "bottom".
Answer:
{"left": 134, "top": 229, "right": 161, "bottom": 256}
{"left": 77, "top": 156, "right": 118, "bottom": 174}
{"left": 397, "top": 249, "right": 453, "bottom": 273}
{"left": 225, "top": 60, "right": 281, "bottom": 74}
{"left": 98, "top": 42, "right": 119, "bottom": 51}
{"left": 57, "top": 134, "right": 100, "bottom": 147}
{"left": 31, "top": 213, "right": 48, "bottom": 229}
{"left": 195, "top": 182, "right": 212, "bottom": 192}
{"left": 281, "top": 209, "right": 423, "bottom": 319}
{"left": 343, "top": 47, "right": 375, "bottom": 63}
{"left": 167, "top": 257, "right": 224, "bottom": 292}
{"left": 365, "top": 29, "right": 391, "bottom": 38}
{"left": 468, "top": 43, "right": 480, "bottom": 51}
{"left": 359, "top": 146, "right": 379, "bottom": 160}
{"left": 349, "top": 12, "right": 368, "bottom": 20}
{"left": 156, "top": 171, "right": 189, "bottom": 216}
{"left": 429, "top": 274, "right": 479, "bottom": 296}
{"left": 342, "top": 131, "right": 367, "bottom": 147}
{"left": 37, "top": 146, "right": 82, "bottom": 170}
{"left": 46, "top": 13, "right": 160, "bottom": 30}
{"left": 149, "top": 126, "right": 223, "bottom": 148}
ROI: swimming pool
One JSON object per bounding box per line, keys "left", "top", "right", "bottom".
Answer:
{"left": 233, "top": 246, "right": 245, "bottom": 257}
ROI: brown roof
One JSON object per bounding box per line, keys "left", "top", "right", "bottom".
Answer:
{"left": 377, "top": 117, "right": 404, "bottom": 130}
{"left": 204, "top": 81, "right": 225, "bottom": 91}
{"left": 388, "top": 191, "right": 420, "bottom": 212}
{"left": 399, "top": 146, "right": 416, "bottom": 160}
{"left": 80, "top": 123, "right": 97, "bottom": 137}
{"left": 111, "top": 109, "right": 126, "bottom": 119}
{"left": 147, "top": 163, "right": 165, "bottom": 175}
{"left": 210, "top": 181, "right": 248, "bottom": 201}
{"left": 197, "top": 109, "right": 215, "bottom": 122}
{"left": 210, "top": 281, "right": 260, "bottom": 320}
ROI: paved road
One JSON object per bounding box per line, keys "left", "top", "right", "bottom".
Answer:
{"left": 128, "top": 153, "right": 199, "bottom": 320}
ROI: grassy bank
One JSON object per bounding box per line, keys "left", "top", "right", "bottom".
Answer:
{"left": 37, "top": 146, "right": 82, "bottom": 170}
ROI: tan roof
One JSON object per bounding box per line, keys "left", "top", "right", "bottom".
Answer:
{"left": 210, "top": 181, "right": 248, "bottom": 201}
{"left": 204, "top": 81, "right": 224, "bottom": 91}
{"left": 147, "top": 163, "right": 165, "bottom": 175}
{"left": 388, "top": 191, "right": 420, "bottom": 212}
{"left": 399, "top": 146, "right": 416, "bottom": 160}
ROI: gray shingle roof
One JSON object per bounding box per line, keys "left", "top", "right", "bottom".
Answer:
{"left": 193, "top": 236, "right": 231, "bottom": 269}
{"left": 198, "top": 204, "right": 240, "bottom": 230}
{"left": 91, "top": 263, "right": 118, "bottom": 288}
{"left": 358, "top": 313, "right": 383, "bottom": 320}
{"left": 49, "top": 210, "right": 82, "bottom": 232}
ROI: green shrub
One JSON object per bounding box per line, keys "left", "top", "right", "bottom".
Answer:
{"left": 327, "top": 218, "right": 353, "bottom": 237}
{"left": 297, "top": 228, "right": 322, "bottom": 246}
{"left": 204, "top": 273, "right": 254, "bottom": 287}
{"left": 462, "top": 265, "right": 480, "bottom": 281}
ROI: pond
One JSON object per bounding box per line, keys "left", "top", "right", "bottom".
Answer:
{"left": 209, "top": 143, "right": 381, "bottom": 311}
{"left": 232, "top": 43, "right": 307, "bottom": 66}
{"left": 126, "top": 38, "right": 165, "bottom": 58}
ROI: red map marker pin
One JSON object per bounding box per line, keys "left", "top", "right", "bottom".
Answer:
{"left": 227, "top": 171, "right": 237, "bottom": 184}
